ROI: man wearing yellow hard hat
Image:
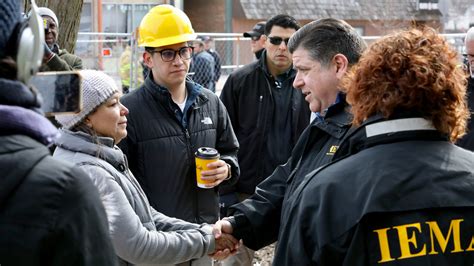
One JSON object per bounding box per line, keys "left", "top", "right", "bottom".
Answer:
{"left": 119, "top": 5, "right": 240, "bottom": 264}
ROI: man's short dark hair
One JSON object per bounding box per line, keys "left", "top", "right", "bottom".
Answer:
{"left": 264, "top": 14, "right": 300, "bottom": 35}
{"left": 288, "top": 18, "right": 366, "bottom": 66}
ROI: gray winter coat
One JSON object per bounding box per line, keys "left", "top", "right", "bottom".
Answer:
{"left": 54, "top": 130, "right": 216, "bottom": 266}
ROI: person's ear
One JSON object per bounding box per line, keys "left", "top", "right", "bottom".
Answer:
{"left": 84, "top": 117, "right": 93, "bottom": 128}
{"left": 143, "top": 51, "right": 154, "bottom": 68}
{"left": 333, "top": 54, "right": 349, "bottom": 80}
{"left": 261, "top": 35, "right": 268, "bottom": 48}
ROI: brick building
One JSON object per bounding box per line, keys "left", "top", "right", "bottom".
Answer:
{"left": 185, "top": 0, "right": 443, "bottom": 37}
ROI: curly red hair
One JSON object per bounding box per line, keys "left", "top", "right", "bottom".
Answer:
{"left": 344, "top": 27, "right": 469, "bottom": 141}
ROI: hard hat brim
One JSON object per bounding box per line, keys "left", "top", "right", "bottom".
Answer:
{"left": 139, "top": 33, "right": 197, "bottom": 48}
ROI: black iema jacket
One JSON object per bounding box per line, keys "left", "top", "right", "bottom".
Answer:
{"left": 276, "top": 116, "right": 474, "bottom": 265}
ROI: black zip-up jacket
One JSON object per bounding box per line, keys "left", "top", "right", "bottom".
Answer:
{"left": 220, "top": 51, "right": 310, "bottom": 195}
{"left": 119, "top": 76, "right": 239, "bottom": 224}
{"left": 276, "top": 116, "right": 474, "bottom": 265}
{"left": 228, "top": 97, "right": 351, "bottom": 250}
{"left": 456, "top": 77, "right": 474, "bottom": 151}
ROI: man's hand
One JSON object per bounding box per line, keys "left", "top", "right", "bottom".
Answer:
{"left": 200, "top": 159, "right": 230, "bottom": 188}
{"left": 209, "top": 219, "right": 240, "bottom": 260}
{"left": 213, "top": 218, "right": 234, "bottom": 236}
{"left": 42, "top": 42, "right": 54, "bottom": 63}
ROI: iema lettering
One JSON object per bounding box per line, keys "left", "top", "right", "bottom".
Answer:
{"left": 373, "top": 219, "right": 474, "bottom": 263}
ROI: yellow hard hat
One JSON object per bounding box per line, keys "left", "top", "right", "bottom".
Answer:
{"left": 138, "top": 4, "right": 197, "bottom": 48}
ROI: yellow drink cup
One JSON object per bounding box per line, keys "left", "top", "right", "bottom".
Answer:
{"left": 195, "top": 147, "right": 220, "bottom": 188}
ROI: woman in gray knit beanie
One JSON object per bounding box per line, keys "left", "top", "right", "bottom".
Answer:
{"left": 55, "top": 69, "right": 122, "bottom": 136}
{"left": 53, "top": 70, "right": 238, "bottom": 265}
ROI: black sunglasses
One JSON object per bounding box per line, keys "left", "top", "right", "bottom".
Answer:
{"left": 268, "top": 36, "right": 290, "bottom": 46}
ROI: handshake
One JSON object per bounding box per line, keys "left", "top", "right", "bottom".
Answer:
{"left": 209, "top": 218, "right": 239, "bottom": 261}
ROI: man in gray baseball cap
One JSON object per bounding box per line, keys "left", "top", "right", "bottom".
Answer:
{"left": 243, "top": 21, "right": 266, "bottom": 59}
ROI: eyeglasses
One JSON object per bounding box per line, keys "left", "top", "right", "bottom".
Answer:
{"left": 251, "top": 36, "right": 261, "bottom": 41}
{"left": 268, "top": 36, "right": 290, "bottom": 46}
{"left": 463, "top": 53, "right": 474, "bottom": 59}
{"left": 148, "top": 46, "right": 194, "bottom": 62}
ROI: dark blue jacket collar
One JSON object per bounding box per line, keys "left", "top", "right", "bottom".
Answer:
{"left": 0, "top": 78, "right": 57, "bottom": 145}
{"left": 143, "top": 73, "right": 206, "bottom": 127}
{"left": 144, "top": 73, "right": 202, "bottom": 103}
{"left": 0, "top": 105, "right": 58, "bottom": 146}
{"left": 0, "top": 78, "right": 43, "bottom": 114}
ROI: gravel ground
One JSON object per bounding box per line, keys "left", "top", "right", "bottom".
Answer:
{"left": 252, "top": 243, "right": 275, "bottom": 266}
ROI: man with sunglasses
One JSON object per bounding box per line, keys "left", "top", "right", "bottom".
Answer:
{"left": 243, "top": 21, "right": 266, "bottom": 59}
{"left": 119, "top": 6, "right": 240, "bottom": 265}
{"left": 457, "top": 27, "right": 474, "bottom": 151}
{"left": 219, "top": 14, "right": 310, "bottom": 266}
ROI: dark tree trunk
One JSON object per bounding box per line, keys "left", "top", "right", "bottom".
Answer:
{"left": 23, "top": 0, "right": 84, "bottom": 53}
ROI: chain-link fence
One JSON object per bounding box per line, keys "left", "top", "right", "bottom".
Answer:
{"left": 75, "top": 32, "right": 255, "bottom": 93}
{"left": 74, "top": 32, "right": 467, "bottom": 94}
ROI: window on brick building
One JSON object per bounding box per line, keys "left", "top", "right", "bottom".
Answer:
{"left": 418, "top": 0, "right": 439, "bottom": 10}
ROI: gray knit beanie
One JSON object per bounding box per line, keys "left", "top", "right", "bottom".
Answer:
{"left": 0, "top": 0, "right": 21, "bottom": 58}
{"left": 55, "top": 70, "right": 119, "bottom": 129}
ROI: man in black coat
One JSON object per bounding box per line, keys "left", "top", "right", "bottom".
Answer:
{"left": 215, "top": 18, "right": 366, "bottom": 264}
{"left": 243, "top": 22, "right": 266, "bottom": 59}
{"left": 0, "top": 1, "right": 116, "bottom": 265}
{"left": 457, "top": 26, "right": 474, "bottom": 151}
{"left": 119, "top": 6, "right": 239, "bottom": 241}
{"left": 219, "top": 14, "right": 309, "bottom": 203}
{"left": 279, "top": 27, "right": 474, "bottom": 265}
{"left": 219, "top": 15, "right": 310, "bottom": 265}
